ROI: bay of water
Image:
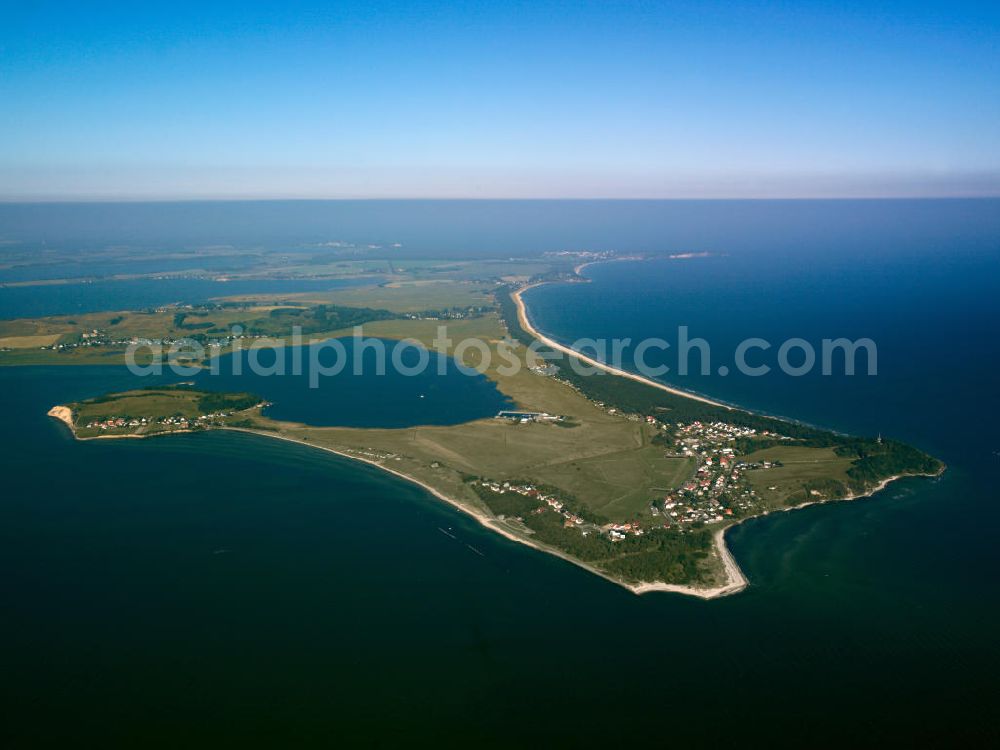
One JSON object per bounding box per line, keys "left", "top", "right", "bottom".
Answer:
{"left": 192, "top": 339, "right": 512, "bottom": 428}
{"left": 1, "top": 200, "right": 998, "bottom": 745}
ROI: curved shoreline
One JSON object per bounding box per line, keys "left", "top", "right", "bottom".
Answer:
{"left": 512, "top": 280, "right": 753, "bottom": 594}
{"left": 45, "top": 404, "right": 744, "bottom": 599}
{"left": 44, "top": 276, "right": 939, "bottom": 600}
{"left": 509, "top": 277, "right": 943, "bottom": 596}
{"left": 238, "top": 428, "right": 926, "bottom": 599}
{"left": 50, "top": 406, "right": 931, "bottom": 600}
{"left": 46, "top": 405, "right": 74, "bottom": 429}
{"left": 219, "top": 428, "right": 726, "bottom": 597}
{"left": 512, "top": 283, "right": 731, "bottom": 410}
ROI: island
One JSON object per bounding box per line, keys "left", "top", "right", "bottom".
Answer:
{"left": 39, "top": 256, "right": 945, "bottom": 598}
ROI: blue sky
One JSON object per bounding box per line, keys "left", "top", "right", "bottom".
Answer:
{"left": 1, "top": 0, "right": 998, "bottom": 199}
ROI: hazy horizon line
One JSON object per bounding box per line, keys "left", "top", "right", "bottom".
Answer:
{"left": 2, "top": 194, "right": 999, "bottom": 204}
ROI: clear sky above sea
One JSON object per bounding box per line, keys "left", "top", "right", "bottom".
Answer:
{"left": 1, "top": 0, "right": 998, "bottom": 199}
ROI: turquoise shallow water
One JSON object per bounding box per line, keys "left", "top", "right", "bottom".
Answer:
{"left": 2, "top": 200, "right": 999, "bottom": 744}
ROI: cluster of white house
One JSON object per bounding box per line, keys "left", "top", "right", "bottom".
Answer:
{"left": 344, "top": 447, "right": 400, "bottom": 462}
{"left": 469, "top": 417, "right": 796, "bottom": 540}
{"left": 85, "top": 416, "right": 148, "bottom": 430}
{"left": 42, "top": 329, "right": 136, "bottom": 351}
{"left": 83, "top": 412, "right": 234, "bottom": 431}
{"left": 607, "top": 522, "right": 644, "bottom": 540}
{"left": 494, "top": 411, "right": 565, "bottom": 424}
{"left": 42, "top": 328, "right": 279, "bottom": 353}
{"left": 652, "top": 420, "right": 781, "bottom": 522}
{"left": 673, "top": 420, "right": 787, "bottom": 455}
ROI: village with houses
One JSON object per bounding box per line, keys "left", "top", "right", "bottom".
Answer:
{"left": 470, "top": 417, "right": 792, "bottom": 545}
{"left": 653, "top": 419, "right": 788, "bottom": 525}
{"left": 494, "top": 410, "right": 565, "bottom": 424}
{"left": 472, "top": 477, "right": 596, "bottom": 532}
{"left": 80, "top": 410, "right": 241, "bottom": 436}
{"left": 37, "top": 326, "right": 264, "bottom": 354}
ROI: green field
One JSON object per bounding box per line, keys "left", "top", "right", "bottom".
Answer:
{"left": 529, "top": 446, "right": 696, "bottom": 520}
{"left": 0, "top": 305, "right": 287, "bottom": 343}
{"left": 75, "top": 390, "right": 204, "bottom": 422}
{"left": 44, "top": 270, "right": 943, "bottom": 590}
{"left": 744, "top": 446, "right": 855, "bottom": 507}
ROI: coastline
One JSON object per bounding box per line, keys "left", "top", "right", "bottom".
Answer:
{"left": 512, "top": 282, "right": 731, "bottom": 409}
{"left": 45, "top": 405, "right": 931, "bottom": 600}
{"left": 220, "top": 428, "right": 733, "bottom": 598}
{"left": 46, "top": 407, "right": 196, "bottom": 441}
{"left": 508, "top": 273, "right": 941, "bottom": 595}
{"left": 46, "top": 405, "right": 74, "bottom": 429}
{"left": 629, "top": 526, "right": 748, "bottom": 597}
{"left": 45, "top": 403, "right": 745, "bottom": 599}
{"left": 572, "top": 254, "right": 644, "bottom": 276}
{"left": 43, "top": 273, "right": 941, "bottom": 600}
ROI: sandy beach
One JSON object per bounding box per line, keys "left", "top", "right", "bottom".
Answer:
{"left": 218, "top": 427, "right": 717, "bottom": 597}
{"left": 44, "top": 411, "right": 925, "bottom": 600}
{"left": 225, "top": 426, "right": 936, "bottom": 599}
{"left": 46, "top": 405, "right": 74, "bottom": 429}
{"left": 45, "top": 404, "right": 745, "bottom": 599}
{"left": 43, "top": 279, "right": 938, "bottom": 600}
{"left": 512, "top": 283, "right": 731, "bottom": 409}
{"left": 630, "top": 527, "right": 748, "bottom": 597}
{"left": 508, "top": 279, "right": 943, "bottom": 596}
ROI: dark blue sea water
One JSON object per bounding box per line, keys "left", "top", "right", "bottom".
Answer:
{"left": 523, "top": 249, "right": 1000, "bottom": 453}
{"left": 1, "top": 200, "right": 998, "bottom": 745}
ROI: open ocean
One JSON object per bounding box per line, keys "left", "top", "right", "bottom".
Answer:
{"left": 1, "top": 200, "right": 998, "bottom": 745}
